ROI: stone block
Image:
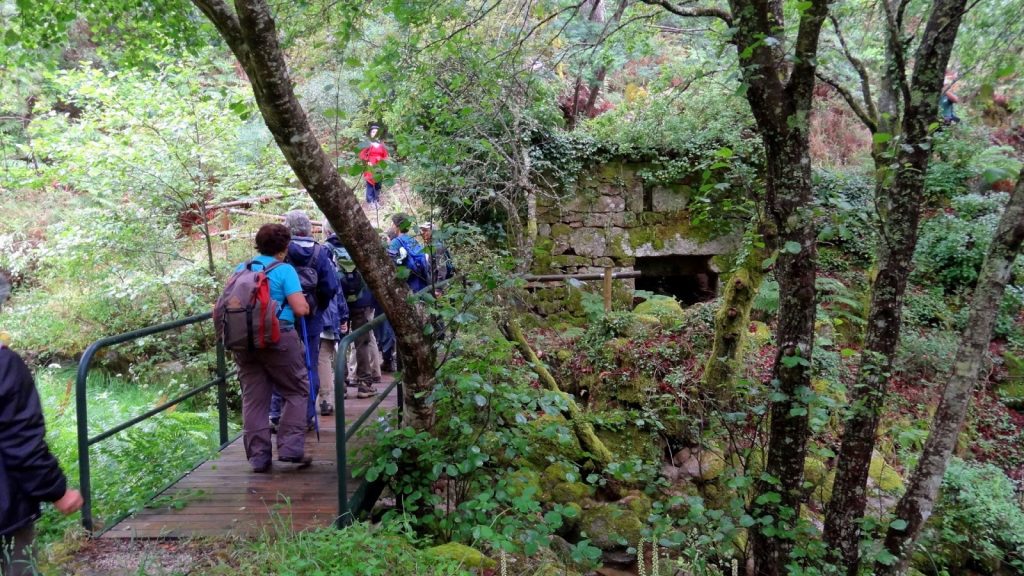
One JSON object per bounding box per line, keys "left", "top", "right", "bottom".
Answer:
{"left": 596, "top": 195, "right": 626, "bottom": 213}
{"left": 569, "top": 227, "right": 608, "bottom": 258}
{"left": 583, "top": 212, "right": 626, "bottom": 227}
{"left": 651, "top": 185, "right": 690, "bottom": 213}
{"left": 538, "top": 223, "right": 551, "bottom": 237}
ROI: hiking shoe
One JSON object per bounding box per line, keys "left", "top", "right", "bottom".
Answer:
{"left": 345, "top": 379, "right": 358, "bottom": 388}
{"left": 356, "top": 385, "right": 378, "bottom": 399}
{"left": 320, "top": 400, "right": 334, "bottom": 416}
{"left": 252, "top": 462, "right": 272, "bottom": 474}
{"left": 278, "top": 455, "right": 313, "bottom": 469}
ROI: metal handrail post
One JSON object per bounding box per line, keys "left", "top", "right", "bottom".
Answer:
{"left": 335, "top": 332, "right": 351, "bottom": 528}
{"left": 216, "top": 340, "right": 229, "bottom": 447}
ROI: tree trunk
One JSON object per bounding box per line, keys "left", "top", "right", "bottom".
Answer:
{"left": 823, "top": 2, "right": 967, "bottom": 569}
{"left": 702, "top": 216, "right": 770, "bottom": 396}
{"left": 192, "top": 0, "right": 436, "bottom": 429}
{"left": 878, "top": 169, "right": 1024, "bottom": 575}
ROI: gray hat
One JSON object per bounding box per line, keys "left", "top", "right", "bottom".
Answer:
{"left": 283, "top": 210, "right": 312, "bottom": 237}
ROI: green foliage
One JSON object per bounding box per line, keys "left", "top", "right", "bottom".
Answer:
{"left": 894, "top": 329, "right": 960, "bottom": 380}
{"left": 237, "top": 520, "right": 472, "bottom": 575}
{"left": 915, "top": 459, "right": 1024, "bottom": 574}
{"left": 813, "top": 168, "right": 876, "bottom": 266}
{"left": 31, "top": 367, "right": 229, "bottom": 542}
{"left": 912, "top": 198, "right": 1002, "bottom": 293}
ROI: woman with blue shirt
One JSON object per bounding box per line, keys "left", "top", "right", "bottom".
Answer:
{"left": 232, "top": 224, "right": 312, "bottom": 472}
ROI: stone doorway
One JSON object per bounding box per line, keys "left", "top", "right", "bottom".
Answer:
{"left": 634, "top": 256, "right": 718, "bottom": 305}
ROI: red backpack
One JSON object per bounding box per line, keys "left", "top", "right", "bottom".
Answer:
{"left": 214, "top": 261, "right": 284, "bottom": 352}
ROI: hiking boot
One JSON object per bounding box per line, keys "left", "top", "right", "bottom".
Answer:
{"left": 320, "top": 400, "right": 334, "bottom": 416}
{"left": 252, "top": 462, "right": 272, "bottom": 474}
{"left": 278, "top": 455, "right": 313, "bottom": 469}
{"left": 345, "top": 379, "right": 358, "bottom": 388}
{"left": 356, "top": 384, "right": 378, "bottom": 399}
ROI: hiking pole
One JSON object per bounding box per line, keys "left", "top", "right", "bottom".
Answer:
{"left": 299, "top": 316, "right": 320, "bottom": 441}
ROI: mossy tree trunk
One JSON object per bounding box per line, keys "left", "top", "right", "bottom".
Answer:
{"left": 702, "top": 217, "right": 770, "bottom": 397}
{"left": 500, "top": 319, "right": 613, "bottom": 466}
{"left": 878, "top": 169, "right": 1024, "bottom": 575}
{"left": 821, "top": 2, "right": 969, "bottom": 569}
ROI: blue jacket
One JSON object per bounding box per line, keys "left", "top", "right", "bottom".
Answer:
{"left": 0, "top": 345, "right": 68, "bottom": 536}
{"left": 326, "top": 235, "right": 376, "bottom": 310}
{"left": 287, "top": 236, "right": 340, "bottom": 323}
{"left": 319, "top": 289, "right": 350, "bottom": 339}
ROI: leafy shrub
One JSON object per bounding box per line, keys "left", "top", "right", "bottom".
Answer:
{"left": 894, "top": 329, "right": 959, "bottom": 380}
{"left": 915, "top": 458, "right": 1024, "bottom": 574}
{"left": 913, "top": 209, "right": 1000, "bottom": 293}
{"left": 814, "top": 168, "right": 876, "bottom": 265}
{"left": 902, "top": 286, "right": 957, "bottom": 330}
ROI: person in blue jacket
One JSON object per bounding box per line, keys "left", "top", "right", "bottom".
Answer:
{"left": 326, "top": 234, "right": 383, "bottom": 399}
{"left": 1, "top": 273, "right": 83, "bottom": 575}
{"left": 270, "top": 211, "right": 339, "bottom": 430}
{"left": 317, "top": 227, "right": 350, "bottom": 416}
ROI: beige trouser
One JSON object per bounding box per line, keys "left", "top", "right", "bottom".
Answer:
{"left": 318, "top": 338, "right": 337, "bottom": 405}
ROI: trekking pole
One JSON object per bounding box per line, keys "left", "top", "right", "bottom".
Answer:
{"left": 300, "top": 316, "right": 320, "bottom": 441}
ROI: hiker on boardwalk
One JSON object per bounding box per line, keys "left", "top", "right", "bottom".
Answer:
{"left": 0, "top": 273, "right": 83, "bottom": 576}
{"left": 326, "top": 235, "right": 382, "bottom": 399}
{"left": 387, "top": 213, "right": 430, "bottom": 294}
{"left": 269, "top": 211, "right": 339, "bottom": 431}
{"left": 230, "top": 224, "right": 313, "bottom": 472}
{"left": 419, "top": 221, "right": 455, "bottom": 285}
{"left": 317, "top": 225, "right": 350, "bottom": 416}
{"left": 358, "top": 124, "right": 389, "bottom": 205}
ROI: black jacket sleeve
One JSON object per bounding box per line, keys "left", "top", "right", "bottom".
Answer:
{"left": 315, "top": 245, "right": 340, "bottom": 310}
{"left": 0, "top": 348, "right": 68, "bottom": 504}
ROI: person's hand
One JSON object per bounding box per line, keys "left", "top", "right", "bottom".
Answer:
{"left": 54, "top": 489, "right": 84, "bottom": 515}
{"left": 340, "top": 321, "right": 349, "bottom": 335}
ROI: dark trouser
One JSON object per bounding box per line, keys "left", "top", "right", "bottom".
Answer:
{"left": 373, "top": 305, "right": 395, "bottom": 368}
{"left": 365, "top": 181, "right": 381, "bottom": 204}
{"left": 235, "top": 329, "right": 308, "bottom": 469}
{"left": 270, "top": 317, "right": 322, "bottom": 423}
{"left": 1, "top": 524, "right": 35, "bottom": 576}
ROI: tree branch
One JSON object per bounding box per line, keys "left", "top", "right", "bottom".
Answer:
{"left": 787, "top": 0, "right": 830, "bottom": 111}
{"left": 639, "top": 0, "right": 732, "bottom": 25}
{"left": 828, "top": 14, "right": 878, "bottom": 124}
{"left": 816, "top": 72, "right": 878, "bottom": 132}
{"left": 881, "top": 0, "right": 913, "bottom": 104}
{"left": 189, "top": 0, "right": 245, "bottom": 53}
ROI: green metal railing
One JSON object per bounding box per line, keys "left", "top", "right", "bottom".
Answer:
{"left": 75, "top": 312, "right": 233, "bottom": 533}
{"left": 332, "top": 308, "right": 404, "bottom": 528}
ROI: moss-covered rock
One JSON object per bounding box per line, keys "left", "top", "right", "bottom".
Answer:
{"left": 526, "top": 415, "right": 585, "bottom": 467}
{"left": 542, "top": 461, "right": 580, "bottom": 491}
{"left": 595, "top": 418, "right": 661, "bottom": 463}
{"left": 502, "top": 467, "right": 542, "bottom": 500}
{"left": 804, "top": 457, "right": 836, "bottom": 505}
{"left": 579, "top": 502, "right": 645, "bottom": 550}
{"left": 621, "top": 490, "right": 653, "bottom": 521}
{"left": 633, "top": 296, "right": 685, "bottom": 327}
{"left": 424, "top": 543, "right": 497, "bottom": 569}
{"left": 550, "top": 481, "right": 594, "bottom": 504}
{"left": 869, "top": 451, "right": 904, "bottom": 493}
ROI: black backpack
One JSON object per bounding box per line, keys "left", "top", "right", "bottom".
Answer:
{"left": 287, "top": 244, "right": 323, "bottom": 317}
{"left": 329, "top": 245, "right": 368, "bottom": 304}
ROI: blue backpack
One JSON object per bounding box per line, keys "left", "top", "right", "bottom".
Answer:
{"left": 391, "top": 235, "right": 431, "bottom": 286}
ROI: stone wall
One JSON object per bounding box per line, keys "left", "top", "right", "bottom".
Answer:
{"left": 532, "top": 162, "right": 736, "bottom": 275}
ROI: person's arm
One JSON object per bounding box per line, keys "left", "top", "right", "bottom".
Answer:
{"left": 0, "top": 349, "right": 81, "bottom": 513}
{"left": 287, "top": 292, "right": 310, "bottom": 317}
{"left": 279, "top": 265, "right": 309, "bottom": 317}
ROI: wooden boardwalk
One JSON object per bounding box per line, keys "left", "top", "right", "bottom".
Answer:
{"left": 101, "top": 380, "right": 398, "bottom": 539}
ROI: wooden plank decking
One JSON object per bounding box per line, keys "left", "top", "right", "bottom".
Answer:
{"left": 101, "top": 379, "right": 398, "bottom": 539}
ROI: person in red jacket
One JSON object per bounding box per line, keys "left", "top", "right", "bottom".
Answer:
{"left": 358, "top": 124, "right": 389, "bottom": 205}
{"left": 0, "top": 273, "right": 83, "bottom": 575}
